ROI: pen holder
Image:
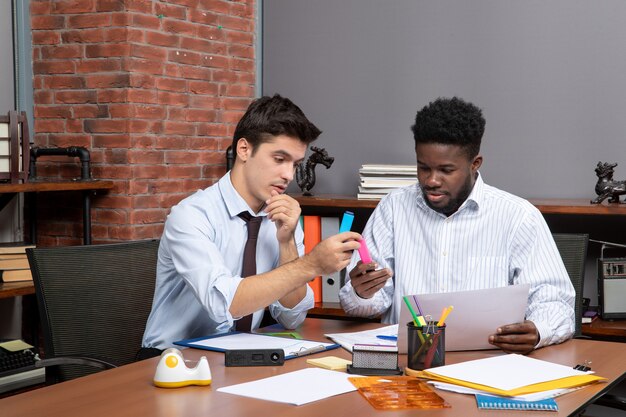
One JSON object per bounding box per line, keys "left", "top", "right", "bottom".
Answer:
{"left": 406, "top": 322, "right": 445, "bottom": 371}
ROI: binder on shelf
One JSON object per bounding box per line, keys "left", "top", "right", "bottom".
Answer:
{"left": 0, "top": 269, "right": 32, "bottom": 283}
{"left": 475, "top": 394, "right": 558, "bottom": 411}
{"left": 174, "top": 332, "right": 339, "bottom": 360}
{"left": 0, "top": 243, "right": 35, "bottom": 255}
{"left": 303, "top": 215, "right": 322, "bottom": 302}
{"left": 321, "top": 216, "right": 342, "bottom": 303}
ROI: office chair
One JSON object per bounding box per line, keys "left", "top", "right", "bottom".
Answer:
{"left": 552, "top": 233, "right": 626, "bottom": 412}
{"left": 26, "top": 239, "right": 159, "bottom": 383}
{"left": 552, "top": 233, "right": 588, "bottom": 338}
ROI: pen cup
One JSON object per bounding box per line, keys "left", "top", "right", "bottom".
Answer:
{"left": 406, "top": 321, "right": 446, "bottom": 371}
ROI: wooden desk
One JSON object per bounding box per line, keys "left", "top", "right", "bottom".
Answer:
{"left": 2, "top": 319, "right": 625, "bottom": 417}
{"left": 0, "top": 180, "right": 114, "bottom": 244}
{"left": 583, "top": 317, "right": 626, "bottom": 342}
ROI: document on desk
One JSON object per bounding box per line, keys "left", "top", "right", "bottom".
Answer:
{"left": 325, "top": 324, "right": 398, "bottom": 352}
{"left": 217, "top": 368, "right": 360, "bottom": 405}
{"left": 174, "top": 332, "right": 339, "bottom": 360}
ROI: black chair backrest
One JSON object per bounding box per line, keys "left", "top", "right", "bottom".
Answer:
{"left": 27, "top": 239, "right": 159, "bottom": 382}
{"left": 552, "top": 233, "right": 589, "bottom": 338}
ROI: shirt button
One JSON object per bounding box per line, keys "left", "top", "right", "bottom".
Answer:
{"left": 442, "top": 251, "right": 448, "bottom": 256}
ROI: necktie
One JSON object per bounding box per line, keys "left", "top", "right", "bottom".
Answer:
{"left": 236, "top": 211, "right": 262, "bottom": 331}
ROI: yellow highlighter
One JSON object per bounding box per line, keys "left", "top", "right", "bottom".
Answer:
{"left": 437, "top": 305, "right": 454, "bottom": 326}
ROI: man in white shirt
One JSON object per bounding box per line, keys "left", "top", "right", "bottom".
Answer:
{"left": 339, "top": 97, "right": 575, "bottom": 354}
{"left": 143, "top": 95, "right": 360, "bottom": 350}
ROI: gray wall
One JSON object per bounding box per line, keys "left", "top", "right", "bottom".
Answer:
{"left": 263, "top": 0, "right": 626, "bottom": 199}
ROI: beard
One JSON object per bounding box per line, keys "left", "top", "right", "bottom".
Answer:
{"left": 421, "top": 174, "right": 475, "bottom": 216}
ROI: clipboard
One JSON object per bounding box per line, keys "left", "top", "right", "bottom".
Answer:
{"left": 174, "top": 332, "right": 340, "bottom": 360}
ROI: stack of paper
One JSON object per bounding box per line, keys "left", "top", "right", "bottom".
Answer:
{"left": 416, "top": 354, "right": 606, "bottom": 397}
{"left": 358, "top": 164, "right": 417, "bottom": 200}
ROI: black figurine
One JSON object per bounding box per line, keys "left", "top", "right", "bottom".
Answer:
{"left": 296, "top": 146, "right": 334, "bottom": 196}
{"left": 591, "top": 162, "right": 626, "bottom": 204}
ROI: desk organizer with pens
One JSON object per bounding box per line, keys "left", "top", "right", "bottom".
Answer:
{"left": 406, "top": 321, "right": 446, "bottom": 372}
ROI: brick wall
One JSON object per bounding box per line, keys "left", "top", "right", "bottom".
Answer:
{"left": 30, "top": 0, "right": 256, "bottom": 245}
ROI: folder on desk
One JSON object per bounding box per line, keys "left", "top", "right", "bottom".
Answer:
{"left": 174, "top": 332, "right": 339, "bottom": 360}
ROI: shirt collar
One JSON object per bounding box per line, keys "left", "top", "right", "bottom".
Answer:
{"left": 415, "top": 171, "right": 484, "bottom": 215}
{"left": 218, "top": 173, "right": 267, "bottom": 219}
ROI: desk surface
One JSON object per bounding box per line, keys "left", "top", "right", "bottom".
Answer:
{"left": 0, "top": 281, "right": 35, "bottom": 299}
{"left": 0, "top": 180, "right": 114, "bottom": 194}
{"left": 2, "top": 319, "right": 625, "bottom": 417}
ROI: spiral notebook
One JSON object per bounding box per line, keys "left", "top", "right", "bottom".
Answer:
{"left": 475, "top": 394, "right": 558, "bottom": 411}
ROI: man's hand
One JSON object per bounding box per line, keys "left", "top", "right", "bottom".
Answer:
{"left": 348, "top": 261, "right": 393, "bottom": 299}
{"left": 265, "top": 191, "right": 301, "bottom": 244}
{"left": 489, "top": 320, "right": 540, "bottom": 354}
{"left": 303, "top": 232, "right": 362, "bottom": 276}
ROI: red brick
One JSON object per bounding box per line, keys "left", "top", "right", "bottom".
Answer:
{"left": 68, "top": 13, "right": 112, "bottom": 29}
{"left": 199, "top": 0, "right": 229, "bottom": 14}
{"left": 126, "top": 28, "right": 145, "bottom": 42}
{"left": 134, "top": 105, "right": 167, "bottom": 119}
{"left": 224, "top": 30, "right": 254, "bottom": 45}
{"left": 52, "top": 0, "right": 95, "bottom": 14}
{"left": 202, "top": 164, "right": 227, "bottom": 178}
{"left": 155, "top": 136, "right": 187, "bottom": 149}
{"left": 130, "top": 224, "right": 165, "bottom": 240}
{"left": 229, "top": 57, "right": 254, "bottom": 72}
{"left": 34, "top": 91, "right": 54, "bottom": 104}
{"left": 128, "top": 150, "right": 164, "bottom": 164}
{"left": 163, "top": 19, "right": 197, "bottom": 36}
{"left": 86, "top": 44, "right": 130, "bottom": 58}
{"left": 31, "top": 15, "right": 65, "bottom": 30}
{"left": 229, "top": 2, "right": 255, "bottom": 19}
{"left": 35, "top": 106, "right": 73, "bottom": 118}
{"left": 85, "top": 73, "right": 130, "bottom": 88}
{"left": 32, "top": 31, "right": 61, "bottom": 45}
{"left": 168, "top": 165, "right": 202, "bottom": 178}
{"left": 167, "top": 107, "right": 186, "bottom": 121}
{"left": 97, "top": 0, "right": 125, "bottom": 12}
{"left": 225, "top": 83, "right": 254, "bottom": 97}
{"left": 212, "top": 69, "right": 237, "bottom": 83}
{"left": 181, "top": 37, "right": 226, "bottom": 55}
{"left": 197, "top": 150, "right": 226, "bottom": 163}
{"left": 156, "top": 77, "right": 187, "bottom": 92}
{"left": 163, "top": 63, "right": 181, "bottom": 78}
{"left": 131, "top": 13, "right": 161, "bottom": 30}
{"left": 222, "top": 97, "right": 250, "bottom": 111}
{"left": 131, "top": 135, "right": 157, "bottom": 148}
{"left": 222, "top": 110, "right": 245, "bottom": 123}
{"left": 189, "top": 80, "right": 218, "bottom": 95}
{"left": 72, "top": 104, "right": 109, "bottom": 118}
{"left": 164, "top": 121, "right": 195, "bottom": 136}
{"left": 228, "top": 44, "right": 254, "bottom": 59}
{"left": 48, "top": 134, "right": 92, "bottom": 148}
{"left": 130, "top": 209, "right": 167, "bottom": 225}
{"left": 108, "top": 103, "right": 133, "bottom": 118}
{"left": 218, "top": 15, "right": 252, "bottom": 32}
{"left": 180, "top": 66, "right": 212, "bottom": 81}
{"left": 155, "top": 3, "right": 187, "bottom": 20}
{"left": 145, "top": 31, "right": 180, "bottom": 48}
{"left": 126, "top": 0, "right": 152, "bottom": 13}
{"left": 129, "top": 120, "right": 163, "bottom": 134}
{"left": 157, "top": 91, "right": 189, "bottom": 106}
{"left": 66, "top": 119, "right": 85, "bottom": 133}
{"left": 104, "top": 148, "right": 129, "bottom": 164}
{"left": 197, "top": 25, "right": 225, "bottom": 41}
{"left": 197, "top": 123, "right": 228, "bottom": 137}
{"left": 76, "top": 59, "right": 122, "bottom": 73}
{"left": 93, "top": 165, "right": 133, "bottom": 179}
{"left": 201, "top": 54, "right": 228, "bottom": 69}
{"left": 97, "top": 195, "right": 133, "bottom": 209}
{"left": 188, "top": 9, "right": 218, "bottom": 26}
{"left": 103, "top": 27, "right": 129, "bottom": 42}
{"left": 132, "top": 165, "right": 166, "bottom": 179}
{"left": 33, "top": 61, "right": 75, "bottom": 74}
{"left": 94, "top": 208, "right": 129, "bottom": 224}
{"left": 93, "top": 134, "right": 132, "bottom": 148}
{"left": 35, "top": 119, "right": 66, "bottom": 133}
{"left": 30, "top": 1, "right": 52, "bottom": 15}
{"left": 132, "top": 195, "right": 162, "bottom": 209}
{"left": 165, "top": 151, "right": 200, "bottom": 164}
{"left": 127, "top": 89, "right": 158, "bottom": 104}
{"left": 186, "top": 109, "right": 218, "bottom": 122}
{"left": 55, "top": 90, "right": 98, "bottom": 104}
{"left": 129, "top": 73, "right": 156, "bottom": 88}
{"left": 129, "top": 180, "right": 150, "bottom": 194}
{"left": 124, "top": 57, "right": 164, "bottom": 76}
{"left": 84, "top": 119, "right": 128, "bottom": 133}
{"left": 98, "top": 89, "right": 127, "bottom": 103}
{"left": 131, "top": 44, "right": 167, "bottom": 61}
{"left": 62, "top": 28, "right": 105, "bottom": 43}
{"left": 168, "top": 49, "right": 201, "bottom": 66}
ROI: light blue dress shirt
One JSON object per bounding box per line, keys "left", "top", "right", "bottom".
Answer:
{"left": 143, "top": 173, "right": 313, "bottom": 349}
{"left": 339, "top": 173, "right": 575, "bottom": 348}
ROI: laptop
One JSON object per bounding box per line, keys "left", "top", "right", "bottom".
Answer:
{"left": 397, "top": 284, "right": 529, "bottom": 353}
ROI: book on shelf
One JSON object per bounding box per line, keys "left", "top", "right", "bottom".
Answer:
{"left": 358, "top": 164, "right": 417, "bottom": 200}
{"left": 357, "top": 193, "right": 387, "bottom": 200}
{"left": 0, "top": 268, "right": 33, "bottom": 282}
{"left": 0, "top": 256, "right": 30, "bottom": 270}
{"left": 581, "top": 310, "right": 598, "bottom": 324}
{"left": 303, "top": 216, "right": 322, "bottom": 302}
{"left": 0, "top": 242, "right": 35, "bottom": 255}
{"left": 359, "top": 164, "right": 417, "bottom": 175}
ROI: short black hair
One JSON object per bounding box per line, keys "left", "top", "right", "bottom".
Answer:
{"left": 411, "top": 97, "right": 485, "bottom": 159}
{"left": 232, "top": 94, "right": 322, "bottom": 155}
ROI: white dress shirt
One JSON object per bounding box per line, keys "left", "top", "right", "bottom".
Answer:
{"left": 339, "top": 173, "right": 575, "bottom": 348}
{"left": 143, "top": 173, "right": 313, "bottom": 349}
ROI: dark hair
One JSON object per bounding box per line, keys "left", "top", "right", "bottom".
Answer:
{"left": 232, "top": 94, "right": 322, "bottom": 155}
{"left": 411, "top": 97, "right": 485, "bottom": 159}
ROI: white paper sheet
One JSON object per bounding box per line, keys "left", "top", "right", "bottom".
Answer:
{"left": 325, "top": 324, "right": 398, "bottom": 352}
{"left": 426, "top": 354, "right": 591, "bottom": 391}
{"left": 397, "top": 284, "right": 530, "bottom": 353}
{"left": 217, "top": 368, "right": 360, "bottom": 405}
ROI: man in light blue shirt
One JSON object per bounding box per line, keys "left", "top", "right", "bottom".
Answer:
{"left": 143, "top": 95, "right": 360, "bottom": 350}
{"left": 339, "top": 97, "right": 575, "bottom": 354}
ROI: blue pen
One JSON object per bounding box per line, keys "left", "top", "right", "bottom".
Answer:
{"left": 339, "top": 211, "right": 354, "bottom": 233}
{"left": 376, "top": 335, "right": 398, "bottom": 341}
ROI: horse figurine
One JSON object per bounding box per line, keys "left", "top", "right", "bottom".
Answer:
{"left": 296, "top": 146, "right": 334, "bottom": 196}
{"left": 591, "top": 161, "right": 626, "bottom": 204}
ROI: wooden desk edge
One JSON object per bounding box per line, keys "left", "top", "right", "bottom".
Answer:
{"left": 0, "top": 180, "right": 114, "bottom": 193}
{"left": 0, "top": 281, "right": 35, "bottom": 299}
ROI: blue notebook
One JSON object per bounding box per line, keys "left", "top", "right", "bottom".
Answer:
{"left": 475, "top": 394, "right": 559, "bottom": 411}
{"left": 174, "top": 332, "right": 339, "bottom": 360}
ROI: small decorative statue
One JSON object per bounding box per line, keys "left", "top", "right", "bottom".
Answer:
{"left": 296, "top": 146, "right": 334, "bottom": 196}
{"left": 591, "top": 161, "right": 626, "bottom": 204}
